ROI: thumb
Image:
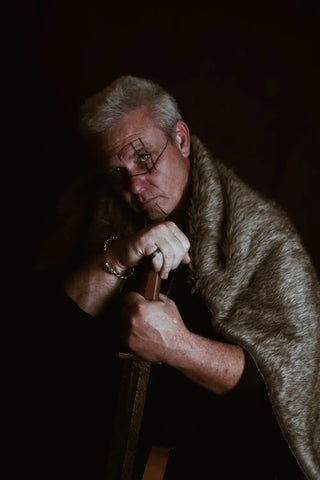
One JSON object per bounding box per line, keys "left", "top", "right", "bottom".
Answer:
{"left": 122, "top": 290, "right": 144, "bottom": 306}
{"left": 182, "top": 252, "right": 191, "bottom": 264}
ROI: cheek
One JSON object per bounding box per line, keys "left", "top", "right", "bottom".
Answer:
{"left": 164, "top": 166, "right": 187, "bottom": 197}
{"left": 122, "top": 191, "right": 133, "bottom": 206}
{"left": 111, "top": 185, "right": 131, "bottom": 205}
{"left": 122, "top": 192, "right": 143, "bottom": 214}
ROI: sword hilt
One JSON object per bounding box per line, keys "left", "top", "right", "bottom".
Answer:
{"left": 140, "top": 269, "right": 161, "bottom": 301}
{"left": 118, "top": 268, "right": 161, "bottom": 360}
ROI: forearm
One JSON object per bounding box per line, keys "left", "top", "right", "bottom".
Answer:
{"left": 64, "top": 222, "right": 190, "bottom": 317}
{"left": 122, "top": 292, "right": 246, "bottom": 395}
{"left": 63, "top": 253, "right": 125, "bottom": 317}
{"left": 166, "top": 331, "right": 245, "bottom": 395}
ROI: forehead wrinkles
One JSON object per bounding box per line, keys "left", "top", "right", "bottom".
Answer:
{"left": 103, "top": 133, "right": 138, "bottom": 157}
{"left": 105, "top": 131, "right": 166, "bottom": 165}
{"left": 117, "top": 137, "right": 148, "bottom": 161}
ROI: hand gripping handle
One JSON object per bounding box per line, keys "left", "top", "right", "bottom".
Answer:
{"left": 118, "top": 268, "right": 161, "bottom": 361}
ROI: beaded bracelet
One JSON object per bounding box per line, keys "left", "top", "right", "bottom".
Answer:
{"left": 103, "top": 235, "right": 135, "bottom": 280}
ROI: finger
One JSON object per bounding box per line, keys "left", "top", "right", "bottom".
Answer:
{"left": 139, "top": 233, "right": 171, "bottom": 277}
{"left": 143, "top": 243, "right": 169, "bottom": 278}
{"left": 149, "top": 247, "right": 161, "bottom": 260}
{"left": 135, "top": 222, "right": 190, "bottom": 277}
{"left": 158, "top": 292, "right": 169, "bottom": 303}
{"left": 165, "top": 221, "right": 190, "bottom": 255}
{"left": 182, "top": 252, "right": 191, "bottom": 264}
{"left": 163, "top": 222, "right": 190, "bottom": 268}
{"left": 157, "top": 241, "right": 174, "bottom": 279}
{"left": 158, "top": 228, "right": 189, "bottom": 278}
{"left": 151, "top": 249, "right": 164, "bottom": 273}
{"left": 122, "top": 291, "right": 144, "bottom": 306}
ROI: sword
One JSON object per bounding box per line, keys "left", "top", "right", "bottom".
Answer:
{"left": 105, "top": 266, "right": 162, "bottom": 480}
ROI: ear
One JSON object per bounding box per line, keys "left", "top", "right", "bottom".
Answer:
{"left": 175, "top": 121, "right": 190, "bottom": 158}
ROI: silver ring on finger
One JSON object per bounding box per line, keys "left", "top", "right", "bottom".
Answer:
{"left": 149, "top": 247, "right": 161, "bottom": 259}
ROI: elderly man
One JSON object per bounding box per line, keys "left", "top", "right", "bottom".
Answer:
{"left": 24, "top": 76, "right": 319, "bottom": 480}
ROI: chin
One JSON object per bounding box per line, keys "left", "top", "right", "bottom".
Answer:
{"left": 145, "top": 210, "right": 167, "bottom": 223}
{"left": 144, "top": 204, "right": 168, "bottom": 223}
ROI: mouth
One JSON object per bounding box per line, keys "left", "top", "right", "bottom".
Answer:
{"left": 131, "top": 195, "right": 168, "bottom": 218}
{"left": 142, "top": 198, "right": 168, "bottom": 217}
{"left": 141, "top": 197, "right": 157, "bottom": 208}
{"left": 131, "top": 195, "right": 155, "bottom": 213}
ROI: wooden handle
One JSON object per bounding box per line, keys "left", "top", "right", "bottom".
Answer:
{"left": 140, "top": 269, "right": 161, "bottom": 301}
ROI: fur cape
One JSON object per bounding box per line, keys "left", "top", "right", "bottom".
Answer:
{"left": 36, "top": 136, "right": 320, "bottom": 479}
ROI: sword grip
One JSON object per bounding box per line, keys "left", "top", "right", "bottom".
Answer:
{"left": 140, "top": 269, "right": 161, "bottom": 301}
{"left": 118, "top": 268, "right": 161, "bottom": 360}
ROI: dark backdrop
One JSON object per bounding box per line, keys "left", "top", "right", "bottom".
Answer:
{"left": 18, "top": 0, "right": 319, "bottom": 274}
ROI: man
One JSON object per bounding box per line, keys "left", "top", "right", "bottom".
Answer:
{"left": 22, "top": 76, "right": 319, "bottom": 479}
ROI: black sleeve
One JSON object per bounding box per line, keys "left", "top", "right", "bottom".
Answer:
{"left": 230, "top": 347, "right": 266, "bottom": 396}
{"left": 16, "top": 272, "right": 122, "bottom": 479}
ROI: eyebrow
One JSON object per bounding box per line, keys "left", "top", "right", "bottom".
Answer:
{"left": 138, "top": 138, "right": 148, "bottom": 151}
{"left": 117, "top": 137, "right": 151, "bottom": 161}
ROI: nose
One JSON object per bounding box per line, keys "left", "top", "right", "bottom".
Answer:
{"left": 129, "top": 173, "right": 146, "bottom": 195}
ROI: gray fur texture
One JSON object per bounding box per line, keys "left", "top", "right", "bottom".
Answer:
{"left": 187, "top": 137, "right": 320, "bottom": 480}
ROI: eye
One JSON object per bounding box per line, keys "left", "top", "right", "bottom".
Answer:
{"left": 138, "top": 152, "right": 152, "bottom": 163}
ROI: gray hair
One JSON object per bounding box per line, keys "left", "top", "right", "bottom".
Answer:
{"left": 79, "top": 75, "right": 182, "bottom": 140}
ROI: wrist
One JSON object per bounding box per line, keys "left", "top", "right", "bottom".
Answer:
{"left": 103, "top": 235, "right": 135, "bottom": 280}
{"left": 162, "top": 327, "right": 194, "bottom": 368}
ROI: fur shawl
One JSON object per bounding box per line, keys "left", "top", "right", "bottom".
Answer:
{"left": 187, "top": 137, "right": 320, "bottom": 480}
{"left": 36, "top": 136, "right": 320, "bottom": 479}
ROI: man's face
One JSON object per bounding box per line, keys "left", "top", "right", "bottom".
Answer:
{"left": 100, "top": 109, "right": 191, "bottom": 223}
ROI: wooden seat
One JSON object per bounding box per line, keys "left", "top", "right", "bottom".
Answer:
{"left": 142, "top": 446, "right": 171, "bottom": 480}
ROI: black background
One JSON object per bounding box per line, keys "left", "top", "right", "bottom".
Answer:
{"left": 17, "top": 0, "right": 319, "bottom": 274}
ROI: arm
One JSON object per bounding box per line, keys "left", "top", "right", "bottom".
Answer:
{"left": 64, "top": 221, "right": 190, "bottom": 317}
{"left": 64, "top": 219, "right": 244, "bottom": 394}
{"left": 121, "top": 292, "right": 245, "bottom": 395}
{"left": 173, "top": 331, "right": 245, "bottom": 395}
{"left": 64, "top": 251, "right": 124, "bottom": 317}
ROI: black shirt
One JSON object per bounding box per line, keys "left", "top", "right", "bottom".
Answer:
{"left": 17, "top": 269, "right": 306, "bottom": 479}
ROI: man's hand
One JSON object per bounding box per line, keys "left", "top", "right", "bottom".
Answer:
{"left": 121, "top": 291, "right": 246, "bottom": 396}
{"left": 107, "top": 221, "right": 190, "bottom": 280}
{"left": 121, "top": 292, "right": 189, "bottom": 363}
{"left": 64, "top": 221, "right": 190, "bottom": 316}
